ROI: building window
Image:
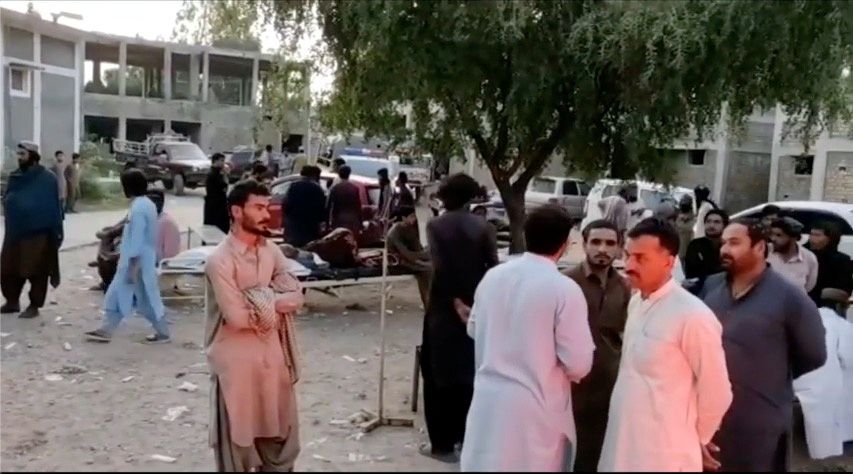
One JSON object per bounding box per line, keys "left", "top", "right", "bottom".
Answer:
{"left": 9, "top": 67, "right": 31, "bottom": 98}
{"left": 688, "top": 149, "right": 706, "bottom": 166}
{"left": 794, "top": 155, "right": 814, "bottom": 176}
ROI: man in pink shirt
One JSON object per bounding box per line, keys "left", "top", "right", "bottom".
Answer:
{"left": 146, "top": 190, "right": 181, "bottom": 263}
{"left": 204, "top": 180, "right": 304, "bottom": 472}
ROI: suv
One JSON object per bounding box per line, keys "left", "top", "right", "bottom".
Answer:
{"left": 525, "top": 176, "right": 591, "bottom": 220}
{"left": 114, "top": 134, "right": 210, "bottom": 195}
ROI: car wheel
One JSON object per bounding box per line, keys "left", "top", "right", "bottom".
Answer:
{"left": 173, "top": 173, "right": 185, "bottom": 196}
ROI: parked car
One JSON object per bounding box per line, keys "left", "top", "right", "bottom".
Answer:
{"left": 114, "top": 133, "right": 210, "bottom": 195}
{"left": 731, "top": 201, "right": 853, "bottom": 258}
{"left": 525, "top": 176, "right": 590, "bottom": 221}
{"left": 581, "top": 179, "right": 692, "bottom": 230}
{"left": 224, "top": 145, "right": 258, "bottom": 183}
{"left": 267, "top": 171, "right": 380, "bottom": 231}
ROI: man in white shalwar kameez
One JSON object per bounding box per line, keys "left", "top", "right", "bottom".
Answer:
{"left": 599, "top": 218, "right": 732, "bottom": 472}
{"left": 460, "top": 205, "right": 595, "bottom": 472}
{"left": 794, "top": 288, "right": 853, "bottom": 460}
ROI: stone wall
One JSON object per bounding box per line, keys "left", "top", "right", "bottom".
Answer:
{"left": 671, "top": 149, "right": 717, "bottom": 189}
{"left": 775, "top": 155, "right": 812, "bottom": 201}
{"left": 724, "top": 151, "right": 771, "bottom": 212}
{"left": 824, "top": 152, "right": 853, "bottom": 203}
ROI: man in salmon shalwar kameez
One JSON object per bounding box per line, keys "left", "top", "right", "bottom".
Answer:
{"left": 204, "top": 180, "right": 305, "bottom": 472}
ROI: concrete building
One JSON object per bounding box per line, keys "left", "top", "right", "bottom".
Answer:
{"left": 2, "top": 7, "right": 308, "bottom": 162}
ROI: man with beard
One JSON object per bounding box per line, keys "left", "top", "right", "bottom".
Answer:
{"left": 700, "top": 218, "right": 826, "bottom": 471}
{"left": 1, "top": 142, "right": 64, "bottom": 318}
{"left": 85, "top": 169, "right": 170, "bottom": 343}
{"left": 420, "top": 173, "right": 498, "bottom": 463}
{"left": 598, "top": 218, "right": 731, "bottom": 472}
{"left": 805, "top": 221, "right": 852, "bottom": 305}
{"left": 563, "top": 220, "right": 631, "bottom": 471}
{"left": 685, "top": 209, "right": 729, "bottom": 285}
{"left": 767, "top": 217, "right": 819, "bottom": 293}
{"left": 204, "top": 180, "right": 304, "bottom": 472}
{"left": 205, "top": 153, "right": 231, "bottom": 234}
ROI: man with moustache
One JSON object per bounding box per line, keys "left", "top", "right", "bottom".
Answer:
{"left": 767, "top": 217, "right": 819, "bottom": 293}
{"left": 685, "top": 209, "right": 729, "bottom": 285}
{"left": 598, "top": 218, "right": 732, "bottom": 472}
{"left": 700, "top": 218, "right": 826, "bottom": 471}
{"left": 204, "top": 180, "right": 305, "bottom": 472}
{"left": 564, "top": 220, "right": 631, "bottom": 471}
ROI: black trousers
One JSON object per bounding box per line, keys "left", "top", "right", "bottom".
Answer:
{"left": 1, "top": 272, "right": 48, "bottom": 308}
{"left": 421, "top": 360, "right": 473, "bottom": 453}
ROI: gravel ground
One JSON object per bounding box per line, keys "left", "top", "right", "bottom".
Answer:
{"left": 1, "top": 245, "right": 850, "bottom": 471}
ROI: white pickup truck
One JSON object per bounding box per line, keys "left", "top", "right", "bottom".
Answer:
{"left": 524, "top": 176, "right": 591, "bottom": 221}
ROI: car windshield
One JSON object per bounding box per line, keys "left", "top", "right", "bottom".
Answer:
{"left": 167, "top": 143, "right": 207, "bottom": 161}
{"left": 531, "top": 178, "right": 556, "bottom": 193}
{"left": 343, "top": 157, "right": 398, "bottom": 178}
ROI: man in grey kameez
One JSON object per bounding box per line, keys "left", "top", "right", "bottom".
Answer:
{"left": 700, "top": 218, "right": 826, "bottom": 471}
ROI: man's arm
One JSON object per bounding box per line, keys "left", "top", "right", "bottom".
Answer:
{"left": 684, "top": 240, "right": 702, "bottom": 279}
{"left": 482, "top": 224, "right": 499, "bottom": 269}
{"left": 271, "top": 247, "right": 305, "bottom": 314}
{"left": 786, "top": 291, "right": 827, "bottom": 378}
{"left": 805, "top": 251, "right": 819, "bottom": 293}
{"left": 681, "top": 311, "right": 733, "bottom": 445}
{"left": 205, "top": 255, "right": 253, "bottom": 329}
{"left": 388, "top": 226, "right": 425, "bottom": 265}
{"left": 555, "top": 283, "right": 594, "bottom": 382}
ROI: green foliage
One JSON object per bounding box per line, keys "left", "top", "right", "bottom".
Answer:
{"left": 185, "top": 0, "right": 853, "bottom": 251}
{"left": 172, "top": 0, "right": 261, "bottom": 46}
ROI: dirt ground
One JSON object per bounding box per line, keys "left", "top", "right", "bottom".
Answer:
{"left": 1, "top": 246, "right": 851, "bottom": 472}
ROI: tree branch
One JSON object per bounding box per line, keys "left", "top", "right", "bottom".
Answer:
{"left": 512, "top": 103, "right": 575, "bottom": 193}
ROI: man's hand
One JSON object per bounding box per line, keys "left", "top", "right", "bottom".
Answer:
{"left": 701, "top": 442, "right": 721, "bottom": 471}
{"left": 453, "top": 298, "right": 471, "bottom": 324}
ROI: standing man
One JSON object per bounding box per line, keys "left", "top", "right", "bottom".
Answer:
{"left": 84, "top": 169, "right": 170, "bottom": 343}
{"left": 51, "top": 150, "right": 69, "bottom": 211}
{"left": 692, "top": 185, "right": 718, "bottom": 239}
{"left": 564, "top": 220, "right": 631, "bottom": 472}
{"left": 205, "top": 180, "right": 304, "bottom": 472}
{"left": 326, "top": 165, "right": 362, "bottom": 235}
{"left": 420, "top": 173, "right": 498, "bottom": 462}
{"left": 461, "top": 205, "right": 594, "bottom": 471}
{"left": 760, "top": 204, "right": 782, "bottom": 228}
{"left": 376, "top": 168, "right": 393, "bottom": 221}
{"left": 805, "top": 221, "right": 853, "bottom": 305}
{"left": 283, "top": 165, "right": 327, "bottom": 247}
{"left": 767, "top": 217, "right": 819, "bottom": 293}
{"left": 387, "top": 206, "right": 431, "bottom": 308}
{"left": 65, "top": 153, "right": 81, "bottom": 213}
{"left": 700, "top": 218, "right": 826, "bottom": 471}
{"left": 395, "top": 171, "right": 416, "bottom": 211}
{"left": 1, "top": 142, "right": 64, "bottom": 318}
{"left": 204, "top": 153, "right": 231, "bottom": 234}
{"left": 685, "top": 209, "right": 729, "bottom": 285}
{"left": 599, "top": 218, "right": 732, "bottom": 472}
{"left": 598, "top": 187, "right": 630, "bottom": 238}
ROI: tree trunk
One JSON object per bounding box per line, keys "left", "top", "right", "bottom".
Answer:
{"left": 495, "top": 181, "right": 526, "bottom": 254}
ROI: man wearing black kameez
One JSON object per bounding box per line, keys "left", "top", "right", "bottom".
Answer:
{"left": 204, "top": 153, "right": 230, "bottom": 234}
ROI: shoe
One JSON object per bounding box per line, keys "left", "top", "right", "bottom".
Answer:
{"left": 418, "top": 443, "right": 459, "bottom": 464}
{"left": 0, "top": 303, "right": 20, "bottom": 314}
{"left": 88, "top": 283, "right": 105, "bottom": 292}
{"left": 18, "top": 306, "right": 40, "bottom": 319}
{"left": 143, "top": 334, "right": 171, "bottom": 344}
{"left": 84, "top": 329, "right": 111, "bottom": 343}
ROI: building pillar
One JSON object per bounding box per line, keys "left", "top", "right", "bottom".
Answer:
{"left": 712, "top": 106, "right": 729, "bottom": 206}
{"left": 163, "top": 48, "right": 172, "bottom": 100}
{"left": 75, "top": 39, "right": 84, "bottom": 151}
{"left": 768, "top": 104, "right": 785, "bottom": 201}
{"left": 33, "top": 32, "right": 42, "bottom": 148}
{"left": 118, "top": 116, "right": 127, "bottom": 141}
{"left": 250, "top": 56, "right": 259, "bottom": 105}
{"left": 1, "top": 8, "right": 5, "bottom": 156}
{"left": 201, "top": 51, "right": 210, "bottom": 103}
{"left": 189, "top": 53, "right": 200, "bottom": 100}
{"left": 93, "top": 60, "right": 101, "bottom": 86}
{"left": 164, "top": 119, "right": 172, "bottom": 134}
{"left": 810, "top": 132, "right": 829, "bottom": 200}
{"left": 118, "top": 41, "right": 127, "bottom": 96}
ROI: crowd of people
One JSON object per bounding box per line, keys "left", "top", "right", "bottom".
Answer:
{"left": 2, "top": 138, "right": 851, "bottom": 472}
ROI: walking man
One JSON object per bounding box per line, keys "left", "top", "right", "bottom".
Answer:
{"left": 1, "top": 142, "right": 63, "bottom": 318}
{"left": 205, "top": 153, "right": 231, "bottom": 234}
{"left": 564, "top": 220, "right": 631, "bottom": 472}
{"left": 598, "top": 187, "right": 629, "bottom": 238}
{"left": 700, "top": 218, "right": 826, "bottom": 471}
{"left": 460, "top": 205, "right": 594, "bottom": 471}
{"left": 84, "top": 169, "right": 170, "bottom": 343}
{"left": 283, "top": 165, "right": 326, "bottom": 247}
{"left": 767, "top": 217, "right": 819, "bottom": 293}
{"left": 205, "top": 180, "right": 304, "bottom": 472}
{"left": 327, "top": 165, "right": 362, "bottom": 235}
{"left": 420, "top": 173, "right": 498, "bottom": 462}
{"left": 599, "top": 218, "right": 732, "bottom": 472}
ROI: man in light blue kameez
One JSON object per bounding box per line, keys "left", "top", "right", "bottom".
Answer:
{"left": 84, "top": 169, "right": 170, "bottom": 343}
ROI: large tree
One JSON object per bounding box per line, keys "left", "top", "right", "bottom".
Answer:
{"left": 255, "top": 0, "right": 850, "bottom": 251}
